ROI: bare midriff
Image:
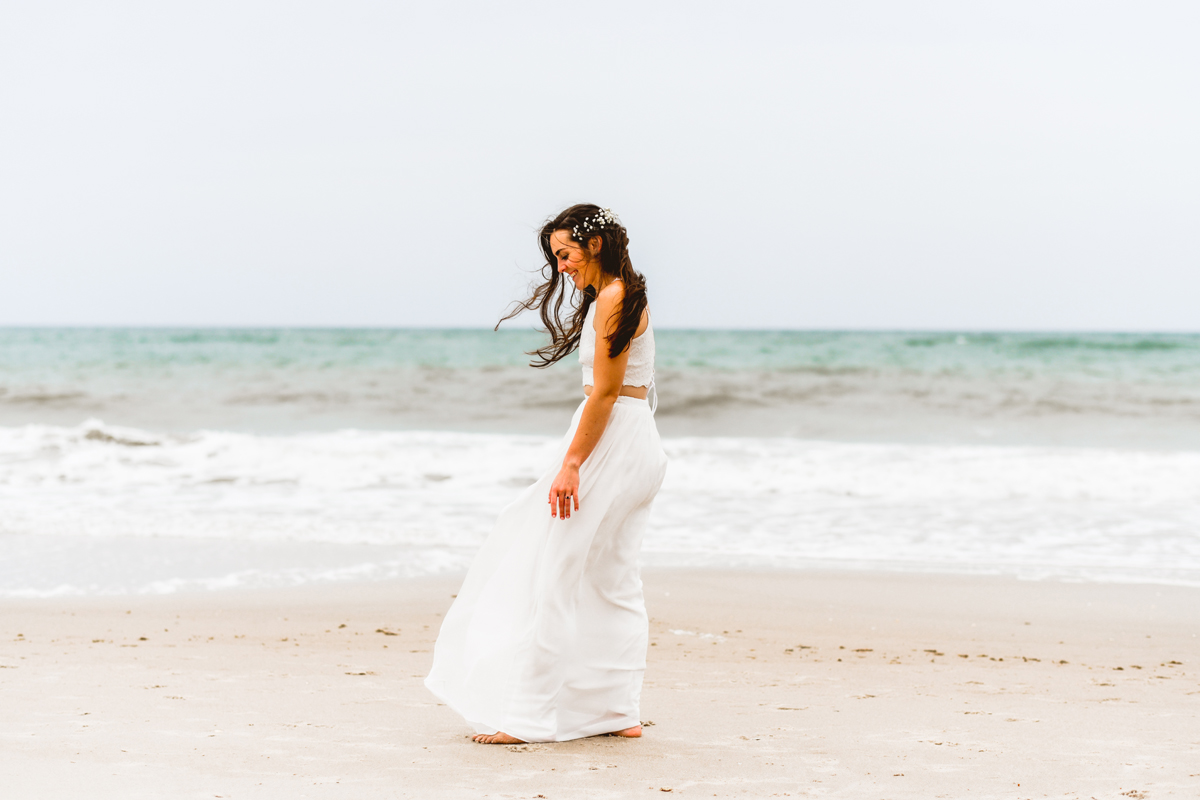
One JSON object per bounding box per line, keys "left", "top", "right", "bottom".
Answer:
{"left": 584, "top": 385, "right": 649, "bottom": 400}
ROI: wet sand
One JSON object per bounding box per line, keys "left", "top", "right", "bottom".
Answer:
{"left": 2, "top": 570, "right": 1197, "bottom": 799}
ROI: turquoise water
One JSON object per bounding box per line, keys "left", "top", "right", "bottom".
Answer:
{"left": 3, "top": 327, "right": 1198, "bottom": 376}
{"left": 3, "top": 328, "right": 1199, "bottom": 596}
{"left": 1, "top": 328, "right": 1198, "bottom": 446}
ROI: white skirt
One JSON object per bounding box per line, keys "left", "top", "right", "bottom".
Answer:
{"left": 425, "top": 396, "right": 668, "bottom": 742}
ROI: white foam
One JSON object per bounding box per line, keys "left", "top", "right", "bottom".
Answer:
{"left": 1, "top": 421, "right": 1198, "bottom": 596}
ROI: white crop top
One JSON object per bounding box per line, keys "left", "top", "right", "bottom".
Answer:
{"left": 579, "top": 302, "right": 655, "bottom": 388}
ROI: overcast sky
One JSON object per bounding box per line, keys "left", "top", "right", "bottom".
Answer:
{"left": 1, "top": 1, "right": 1197, "bottom": 330}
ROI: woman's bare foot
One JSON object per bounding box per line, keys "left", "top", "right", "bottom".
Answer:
{"left": 471, "top": 731, "right": 525, "bottom": 744}
{"left": 609, "top": 724, "right": 642, "bottom": 738}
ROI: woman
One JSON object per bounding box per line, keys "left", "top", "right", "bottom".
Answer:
{"left": 424, "top": 204, "right": 668, "bottom": 744}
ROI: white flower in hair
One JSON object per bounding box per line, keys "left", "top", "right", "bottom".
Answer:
{"left": 571, "top": 208, "right": 620, "bottom": 241}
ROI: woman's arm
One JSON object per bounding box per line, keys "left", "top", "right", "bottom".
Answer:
{"left": 548, "top": 282, "right": 631, "bottom": 520}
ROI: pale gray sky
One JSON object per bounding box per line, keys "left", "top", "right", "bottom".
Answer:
{"left": 1, "top": 1, "right": 1197, "bottom": 330}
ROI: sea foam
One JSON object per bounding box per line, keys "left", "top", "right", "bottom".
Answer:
{"left": 2, "top": 421, "right": 1197, "bottom": 596}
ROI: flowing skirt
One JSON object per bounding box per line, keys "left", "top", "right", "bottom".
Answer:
{"left": 424, "top": 396, "right": 668, "bottom": 742}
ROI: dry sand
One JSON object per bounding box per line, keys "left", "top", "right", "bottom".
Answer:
{"left": 1, "top": 570, "right": 1197, "bottom": 799}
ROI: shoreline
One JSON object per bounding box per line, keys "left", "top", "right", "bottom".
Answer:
{"left": 3, "top": 569, "right": 1197, "bottom": 798}
{"left": 7, "top": 557, "right": 1200, "bottom": 601}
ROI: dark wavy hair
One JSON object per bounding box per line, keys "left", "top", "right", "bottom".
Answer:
{"left": 497, "top": 203, "right": 648, "bottom": 368}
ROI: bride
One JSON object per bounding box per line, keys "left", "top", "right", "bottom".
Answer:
{"left": 424, "top": 204, "right": 668, "bottom": 744}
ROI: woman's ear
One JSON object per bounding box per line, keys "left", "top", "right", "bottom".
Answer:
{"left": 587, "top": 235, "right": 603, "bottom": 256}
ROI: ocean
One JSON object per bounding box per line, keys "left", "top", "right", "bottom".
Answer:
{"left": 2, "top": 327, "right": 1198, "bottom": 596}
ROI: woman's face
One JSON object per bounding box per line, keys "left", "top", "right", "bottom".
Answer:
{"left": 550, "top": 229, "right": 595, "bottom": 291}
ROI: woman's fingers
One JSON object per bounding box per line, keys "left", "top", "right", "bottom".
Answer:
{"left": 548, "top": 482, "right": 579, "bottom": 520}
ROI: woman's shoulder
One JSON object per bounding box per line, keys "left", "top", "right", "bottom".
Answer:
{"left": 596, "top": 279, "right": 626, "bottom": 303}
{"left": 593, "top": 281, "right": 625, "bottom": 317}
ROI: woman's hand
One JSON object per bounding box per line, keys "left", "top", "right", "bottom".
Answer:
{"left": 549, "top": 464, "right": 580, "bottom": 520}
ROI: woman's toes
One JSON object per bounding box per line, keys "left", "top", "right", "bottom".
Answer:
{"left": 471, "top": 731, "right": 524, "bottom": 744}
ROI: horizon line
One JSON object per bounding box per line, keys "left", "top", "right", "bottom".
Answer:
{"left": 1, "top": 324, "right": 1198, "bottom": 336}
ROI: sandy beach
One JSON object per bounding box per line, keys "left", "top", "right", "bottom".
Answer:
{"left": 2, "top": 569, "right": 1197, "bottom": 799}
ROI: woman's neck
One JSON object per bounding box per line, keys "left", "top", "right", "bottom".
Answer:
{"left": 587, "top": 265, "right": 617, "bottom": 294}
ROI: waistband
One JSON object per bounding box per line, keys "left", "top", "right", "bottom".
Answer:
{"left": 578, "top": 395, "right": 650, "bottom": 409}
{"left": 614, "top": 395, "right": 649, "bottom": 407}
